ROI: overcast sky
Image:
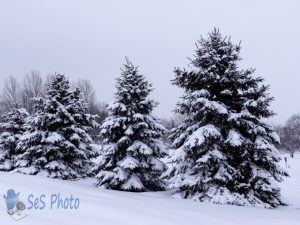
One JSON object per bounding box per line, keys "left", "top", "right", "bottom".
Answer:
{"left": 0, "top": 0, "right": 299, "bottom": 124}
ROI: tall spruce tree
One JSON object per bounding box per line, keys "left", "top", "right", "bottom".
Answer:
{"left": 0, "top": 108, "right": 29, "bottom": 171}
{"left": 164, "top": 29, "right": 288, "bottom": 208}
{"left": 94, "top": 59, "right": 167, "bottom": 191}
{"left": 15, "top": 74, "right": 98, "bottom": 179}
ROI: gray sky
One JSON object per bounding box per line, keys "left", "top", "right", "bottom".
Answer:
{"left": 0, "top": 0, "right": 299, "bottom": 124}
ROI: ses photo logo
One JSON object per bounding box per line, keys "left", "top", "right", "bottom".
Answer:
{"left": 3, "top": 188, "right": 80, "bottom": 221}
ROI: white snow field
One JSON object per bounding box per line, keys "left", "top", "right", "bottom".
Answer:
{"left": 1, "top": 153, "right": 300, "bottom": 225}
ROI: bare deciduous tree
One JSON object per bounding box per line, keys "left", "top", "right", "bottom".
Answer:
{"left": 73, "top": 78, "right": 108, "bottom": 142}
{"left": 21, "top": 70, "right": 45, "bottom": 113}
{"left": 276, "top": 113, "right": 300, "bottom": 152}
{"left": 0, "top": 76, "right": 22, "bottom": 111}
{"left": 74, "top": 78, "right": 108, "bottom": 118}
{"left": 75, "top": 79, "right": 97, "bottom": 110}
{"left": 286, "top": 114, "right": 300, "bottom": 131}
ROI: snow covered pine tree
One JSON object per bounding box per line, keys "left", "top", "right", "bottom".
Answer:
{"left": 15, "top": 74, "right": 98, "bottom": 179}
{"left": 0, "top": 108, "right": 29, "bottom": 171}
{"left": 164, "top": 29, "right": 288, "bottom": 208}
{"left": 94, "top": 58, "right": 167, "bottom": 191}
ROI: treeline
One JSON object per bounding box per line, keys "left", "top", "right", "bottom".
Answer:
{"left": 2, "top": 73, "right": 298, "bottom": 150}
{"left": 276, "top": 114, "right": 300, "bottom": 152}
{"left": 0, "top": 71, "right": 107, "bottom": 124}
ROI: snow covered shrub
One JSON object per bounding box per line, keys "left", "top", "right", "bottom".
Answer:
{"left": 0, "top": 108, "right": 29, "bottom": 171}
{"left": 94, "top": 58, "right": 167, "bottom": 192}
{"left": 14, "top": 74, "right": 98, "bottom": 179}
{"left": 163, "top": 29, "right": 288, "bottom": 208}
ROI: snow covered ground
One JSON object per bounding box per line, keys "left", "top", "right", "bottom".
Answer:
{"left": 1, "top": 153, "right": 300, "bottom": 225}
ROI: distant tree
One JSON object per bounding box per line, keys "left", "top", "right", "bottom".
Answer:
{"left": 0, "top": 76, "right": 22, "bottom": 111}
{"left": 164, "top": 29, "right": 288, "bottom": 208}
{"left": 94, "top": 59, "right": 167, "bottom": 191}
{"left": 92, "top": 101, "right": 108, "bottom": 123}
{"left": 277, "top": 114, "right": 300, "bottom": 151}
{"left": 160, "top": 114, "right": 184, "bottom": 145}
{"left": 75, "top": 79, "right": 96, "bottom": 109}
{"left": 75, "top": 78, "right": 108, "bottom": 141}
{"left": 75, "top": 79, "right": 108, "bottom": 119}
{"left": 286, "top": 114, "right": 300, "bottom": 131}
{"left": 161, "top": 114, "right": 184, "bottom": 131}
{"left": 21, "top": 71, "right": 45, "bottom": 114}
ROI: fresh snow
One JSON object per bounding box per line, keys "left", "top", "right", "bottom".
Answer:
{"left": 0, "top": 153, "right": 300, "bottom": 225}
{"left": 225, "top": 129, "right": 244, "bottom": 147}
{"left": 46, "top": 132, "right": 63, "bottom": 144}
{"left": 181, "top": 124, "right": 221, "bottom": 149}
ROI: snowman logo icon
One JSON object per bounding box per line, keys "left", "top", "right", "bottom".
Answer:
{"left": 3, "top": 189, "right": 28, "bottom": 220}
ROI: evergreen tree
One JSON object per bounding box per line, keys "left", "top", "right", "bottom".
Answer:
{"left": 164, "top": 29, "right": 288, "bottom": 208}
{"left": 15, "top": 74, "right": 98, "bottom": 179}
{"left": 0, "top": 108, "right": 29, "bottom": 171}
{"left": 94, "top": 59, "right": 167, "bottom": 191}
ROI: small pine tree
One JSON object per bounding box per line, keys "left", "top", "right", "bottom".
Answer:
{"left": 164, "top": 29, "right": 288, "bottom": 208}
{"left": 15, "top": 74, "right": 98, "bottom": 179}
{"left": 0, "top": 108, "right": 29, "bottom": 171}
{"left": 94, "top": 59, "right": 167, "bottom": 191}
